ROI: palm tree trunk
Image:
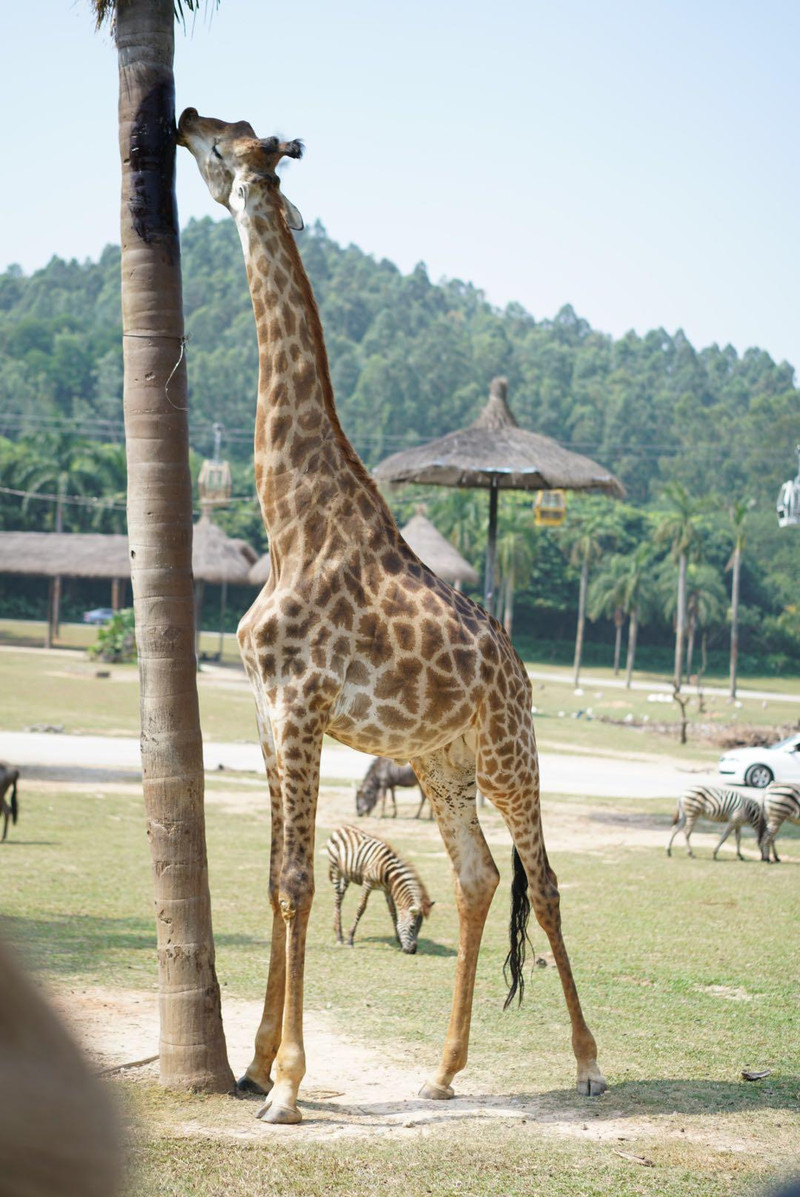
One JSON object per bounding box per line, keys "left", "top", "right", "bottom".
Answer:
{"left": 673, "top": 551, "right": 687, "bottom": 689}
{"left": 613, "top": 610, "right": 623, "bottom": 675}
{"left": 625, "top": 608, "right": 638, "bottom": 688}
{"left": 503, "top": 560, "right": 515, "bottom": 638}
{"left": 685, "top": 615, "right": 696, "bottom": 681}
{"left": 729, "top": 543, "right": 741, "bottom": 700}
{"left": 573, "top": 555, "right": 589, "bottom": 688}
{"left": 116, "top": 0, "right": 232, "bottom": 1092}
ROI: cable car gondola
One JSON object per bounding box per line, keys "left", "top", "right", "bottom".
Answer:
{"left": 534, "top": 489, "right": 566, "bottom": 528}
{"left": 777, "top": 446, "right": 800, "bottom": 528}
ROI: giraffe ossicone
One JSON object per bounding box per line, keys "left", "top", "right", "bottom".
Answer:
{"left": 178, "top": 107, "right": 607, "bottom": 1124}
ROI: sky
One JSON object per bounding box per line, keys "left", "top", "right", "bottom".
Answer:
{"left": 4, "top": 0, "right": 800, "bottom": 371}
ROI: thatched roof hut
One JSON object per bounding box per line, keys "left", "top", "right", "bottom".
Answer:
{"left": 246, "top": 518, "right": 478, "bottom": 590}
{"left": 248, "top": 552, "right": 271, "bottom": 586}
{"left": 191, "top": 516, "right": 256, "bottom": 585}
{"left": 0, "top": 532, "right": 130, "bottom": 578}
{"left": 399, "top": 512, "right": 479, "bottom": 587}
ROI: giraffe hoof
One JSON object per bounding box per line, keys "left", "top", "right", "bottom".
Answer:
{"left": 577, "top": 1068, "right": 607, "bottom": 1097}
{"left": 236, "top": 1073, "right": 271, "bottom": 1098}
{"left": 256, "top": 1100, "right": 302, "bottom": 1125}
{"left": 419, "top": 1080, "right": 454, "bottom": 1100}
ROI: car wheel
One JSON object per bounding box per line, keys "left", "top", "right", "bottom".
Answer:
{"left": 744, "top": 764, "right": 773, "bottom": 788}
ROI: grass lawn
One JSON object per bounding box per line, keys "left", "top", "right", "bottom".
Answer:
{"left": 2, "top": 777, "right": 799, "bottom": 1195}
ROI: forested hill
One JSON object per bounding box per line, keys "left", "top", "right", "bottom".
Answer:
{"left": 0, "top": 216, "right": 796, "bottom": 506}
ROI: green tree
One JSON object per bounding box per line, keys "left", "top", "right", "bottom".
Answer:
{"left": 727, "top": 498, "right": 754, "bottom": 700}
{"left": 560, "top": 496, "right": 624, "bottom": 688}
{"left": 587, "top": 555, "right": 628, "bottom": 675}
{"left": 496, "top": 498, "right": 535, "bottom": 637}
{"left": 91, "top": 0, "right": 233, "bottom": 1093}
{"left": 654, "top": 483, "right": 704, "bottom": 690}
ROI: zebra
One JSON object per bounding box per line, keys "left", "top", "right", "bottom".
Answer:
{"left": 667, "top": 784, "right": 765, "bottom": 860}
{"left": 759, "top": 783, "right": 800, "bottom": 862}
{"left": 325, "top": 825, "right": 434, "bottom": 953}
{"left": 355, "top": 756, "right": 430, "bottom": 820}
{"left": 0, "top": 762, "right": 19, "bottom": 842}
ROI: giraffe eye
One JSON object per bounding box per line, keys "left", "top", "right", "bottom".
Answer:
{"left": 211, "top": 145, "right": 222, "bottom": 160}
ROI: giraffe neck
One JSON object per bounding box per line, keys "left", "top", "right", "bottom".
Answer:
{"left": 234, "top": 189, "right": 389, "bottom": 566}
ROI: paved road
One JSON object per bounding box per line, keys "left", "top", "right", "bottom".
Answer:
{"left": 0, "top": 730, "right": 715, "bottom": 800}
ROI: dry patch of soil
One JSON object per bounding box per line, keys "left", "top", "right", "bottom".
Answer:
{"left": 52, "top": 984, "right": 770, "bottom": 1154}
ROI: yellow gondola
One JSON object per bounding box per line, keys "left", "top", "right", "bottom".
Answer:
{"left": 534, "top": 489, "right": 566, "bottom": 527}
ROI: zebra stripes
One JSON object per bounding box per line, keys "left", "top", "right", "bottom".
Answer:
{"left": 760, "top": 783, "right": 800, "bottom": 862}
{"left": 326, "top": 825, "right": 433, "bottom": 954}
{"left": 667, "top": 784, "right": 765, "bottom": 860}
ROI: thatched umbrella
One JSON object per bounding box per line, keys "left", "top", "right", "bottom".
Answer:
{"left": 399, "top": 511, "right": 479, "bottom": 588}
{"left": 374, "top": 377, "right": 624, "bottom": 609}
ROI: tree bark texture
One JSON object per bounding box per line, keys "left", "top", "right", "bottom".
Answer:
{"left": 572, "top": 556, "right": 588, "bottom": 689}
{"left": 116, "top": 0, "right": 233, "bottom": 1092}
{"left": 729, "top": 544, "right": 741, "bottom": 700}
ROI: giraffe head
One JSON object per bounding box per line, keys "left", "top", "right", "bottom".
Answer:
{"left": 177, "top": 108, "right": 304, "bottom": 228}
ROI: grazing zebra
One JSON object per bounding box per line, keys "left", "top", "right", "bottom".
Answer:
{"left": 0, "top": 762, "right": 19, "bottom": 842}
{"left": 355, "top": 756, "right": 430, "bottom": 819}
{"left": 759, "top": 784, "right": 800, "bottom": 862}
{"left": 667, "top": 784, "right": 765, "bottom": 860}
{"left": 326, "top": 825, "right": 434, "bottom": 954}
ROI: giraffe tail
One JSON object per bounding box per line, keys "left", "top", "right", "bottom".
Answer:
{"left": 10, "top": 776, "right": 18, "bottom": 824}
{"left": 503, "top": 848, "right": 533, "bottom": 1010}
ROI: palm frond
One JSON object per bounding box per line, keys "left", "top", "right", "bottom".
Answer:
{"left": 90, "top": 0, "right": 218, "bottom": 32}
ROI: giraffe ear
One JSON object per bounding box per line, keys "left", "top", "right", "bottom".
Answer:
{"left": 280, "top": 192, "right": 304, "bottom": 232}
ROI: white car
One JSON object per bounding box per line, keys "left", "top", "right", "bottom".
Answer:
{"left": 718, "top": 733, "right": 800, "bottom": 788}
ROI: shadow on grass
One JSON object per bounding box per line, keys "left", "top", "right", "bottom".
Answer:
{"left": 0, "top": 914, "right": 264, "bottom": 975}
{"left": 0, "top": 840, "right": 60, "bottom": 847}
{"left": 292, "top": 1075, "right": 800, "bottom": 1128}
{"left": 589, "top": 810, "right": 674, "bottom": 830}
{"left": 534, "top": 1076, "right": 800, "bottom": 1115}
{"left": 24, "top": 764, "right": 141, "bottom": 784}
{"left": 353, "top": 933, "right": 457, "bottom": 957}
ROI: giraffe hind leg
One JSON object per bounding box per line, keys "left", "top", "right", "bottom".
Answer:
{"left": 509, "top": 831, "right": 607, "bottom": 1096}
{"left": 413, "top": 748, "right": 500, "bottom": 1100}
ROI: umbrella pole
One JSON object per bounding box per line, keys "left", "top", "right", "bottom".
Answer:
{"left": 483, "top": 480, "right": 499, "bottom": 613}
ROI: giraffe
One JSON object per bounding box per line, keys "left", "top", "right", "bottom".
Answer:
{"left": 177, "top": 108, "right": 607, "bottom": 1124}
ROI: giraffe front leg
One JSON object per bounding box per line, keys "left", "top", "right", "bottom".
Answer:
{"left": 237, "top": 697, "right": 286, "bottom": 1098}
{"left": 256, "top": 717, "right": 324, "bottom": 1126}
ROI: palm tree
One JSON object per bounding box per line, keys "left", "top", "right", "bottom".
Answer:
{"left": 561, "top": 497, "right": 620, "bottom": 689}
{"left": 654, "top": 483, "right": 704, "bottom": 690}
{"left": 621, "top": 545, "right": 659, "bottom": 688}
{"left": 682, "top": 563, "right": 727, "bottom": 680}
{"left": 91, "top": 0, "right": 232, "bottom": 1092}
{"left": 727, "top": 498, "right": 754, "bottom": 700}
{"left": 497, "top": 520, "right": 534, "bottom": 637}
{"left": 587, "top": 556, "right": 628, "bottom": 675}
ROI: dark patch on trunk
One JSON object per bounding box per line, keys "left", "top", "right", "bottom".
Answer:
{"left": 128, "top": 79, "right": 179, "bottom": 254}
